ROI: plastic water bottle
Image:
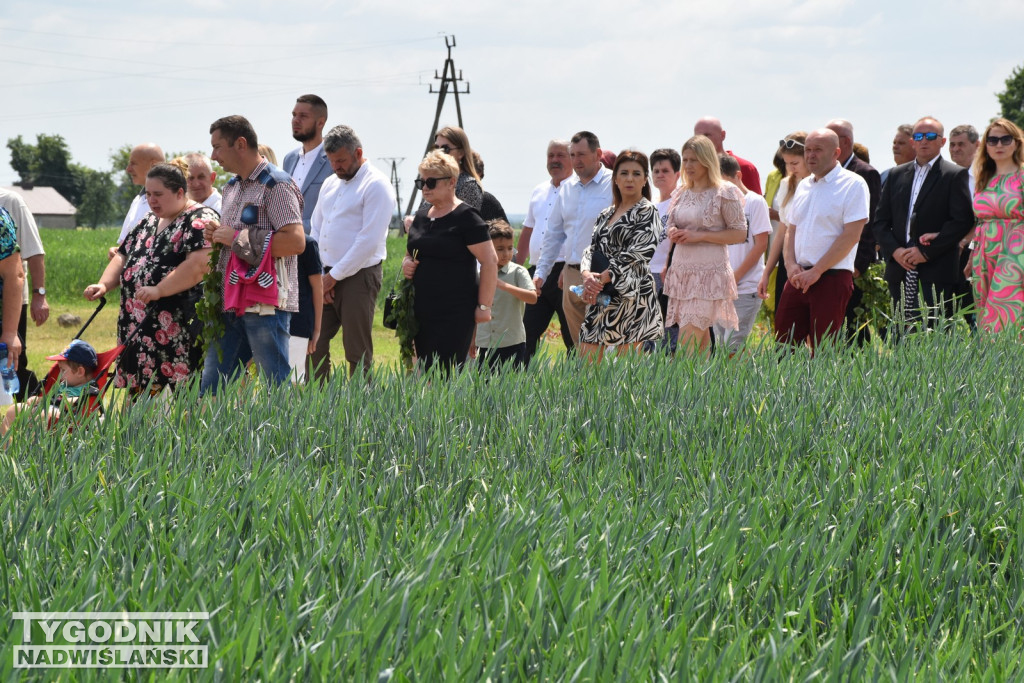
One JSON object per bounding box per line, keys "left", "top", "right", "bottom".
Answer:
{"left": 570, "top": 285, "right": 611, "bottom": 307}
{"left": 0, "top": 342, "right": 18, "bottom": 402}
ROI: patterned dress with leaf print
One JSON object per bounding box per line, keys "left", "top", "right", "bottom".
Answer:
{"left": 971, "top": 170, "right": 1024, "bottom": 332}
{"left": 115, "top": 204, "right": 218, "bottom": 391}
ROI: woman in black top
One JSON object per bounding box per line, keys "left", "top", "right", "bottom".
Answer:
{"left": 403, "top": 150, "right": 497, "bottom": 372}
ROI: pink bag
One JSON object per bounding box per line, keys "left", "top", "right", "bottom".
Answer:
{"left": 222, "top": 233, "right": 278, "bottom": 315}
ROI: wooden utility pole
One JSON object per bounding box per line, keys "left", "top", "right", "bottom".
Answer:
{"left": 379, "top": 157, "right": 405, "bottom": 232}
{"left": 403, "top": 35, "right": 470, "bottom": 218}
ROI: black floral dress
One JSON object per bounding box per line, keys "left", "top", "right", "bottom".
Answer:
{"left": 115, "top": 204, "right": 217, "bottom": 391}
{"left": 579, "top": 199, "right": 664, "bottom": 345}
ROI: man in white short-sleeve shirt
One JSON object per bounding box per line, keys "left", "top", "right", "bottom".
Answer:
{"left": 775, "top": 128, "right": 869, "bottom": 349}
{"left": 714, "top": 154, "right": 771, "bottom": 353}
{"left": 519, "top": 139, "right": 574, "bottom": 361}
{"left": 116, "top": 143, "right": 163, "bottom": 246}
{"left": 185, "top": 152, "right": 222, "bottom": 214}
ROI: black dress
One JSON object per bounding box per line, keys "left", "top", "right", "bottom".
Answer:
{"left": 407, "top": 203, "right": 490, "bottom": 372}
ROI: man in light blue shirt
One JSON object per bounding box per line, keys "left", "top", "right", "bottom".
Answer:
{"left": 533, "top": 131, "right": 613, "bottom": 346}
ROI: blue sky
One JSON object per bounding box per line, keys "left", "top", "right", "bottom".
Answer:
{"left": 2, "top": 0, "right": 1020, "bottom": 215}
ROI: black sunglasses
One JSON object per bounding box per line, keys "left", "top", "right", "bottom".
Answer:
{"left": 434, "top": 144, "right": 460, "bottom": 154}
{"left": 912, "top": 132, "right": 940, "bottom": 141}
{"left": 779, "top": 138, "right": 804, "bottom": 150}
{"left": 414, "top": 176, "right": 452, "bottom": 190}
{"left": 986, "top": 134, "right": 1015, "bottom": 147}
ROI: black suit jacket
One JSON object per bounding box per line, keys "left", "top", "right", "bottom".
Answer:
{"left": 844, "top": 155, "right": 882, "bottom": 274}
{"left": 870, "top": 156, "right": 973, "bottom": 286}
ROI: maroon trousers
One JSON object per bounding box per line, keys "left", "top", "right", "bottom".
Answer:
{"left": 774, "top": 270, "right": 854, "bottom": 348}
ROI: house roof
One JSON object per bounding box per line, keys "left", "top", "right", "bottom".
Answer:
{"left": 1, "top": 185, "right": 77, "bottom": 215}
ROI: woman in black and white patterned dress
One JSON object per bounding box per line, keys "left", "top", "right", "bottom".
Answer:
{"left": 578, "top": 150, "right": 664, "bottom": 361}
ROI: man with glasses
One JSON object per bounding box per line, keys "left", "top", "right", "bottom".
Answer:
{"left": 309, "top": 125, "right": 395, "bottom": 379}
{"left": 826, "top": 119, "right": 882, "bottom": 343}
{"left": 533, "top": 131, "right": 613, "bottom": 346}
{"left": 870, "top": 116, "right": 974, "bottom": 331}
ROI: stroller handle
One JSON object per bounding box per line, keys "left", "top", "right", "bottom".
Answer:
{"left": 74, "top": 297, "right": 107, "bottom": 340}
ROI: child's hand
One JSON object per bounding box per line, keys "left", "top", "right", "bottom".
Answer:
{"left": 918, "top": 232, "right": 939, "bottom": 246}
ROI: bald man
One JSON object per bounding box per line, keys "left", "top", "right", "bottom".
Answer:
{"left": 693, "top": 116, "right": 761, "bottom": 194}
{"left": 117, "top": 143, "right": 164, "bottom": 245}
{"left": 775, "top": 129, "right": 869, "bottom": 349}
{"left": 826, "top": 119, "right": 882, "bottom": 343}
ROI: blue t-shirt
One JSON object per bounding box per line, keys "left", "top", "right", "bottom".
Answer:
{"left": 289, "top": 236, "right": 323, "bottom": 338}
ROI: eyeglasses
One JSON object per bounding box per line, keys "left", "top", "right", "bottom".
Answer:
{"left": 779, "top": 138, "right": 804, "bottom": 150}
{"left": 986, "top": 134, "right": 1015, "bottom": 147}
{"left": 434, "top": 144, "right": 460, "bottom": 154}
{"left": 414, "top": 176, "right": 452, "bottom": 190}
{"left": 912, "top": 132, "right": 940, "bottom": 141}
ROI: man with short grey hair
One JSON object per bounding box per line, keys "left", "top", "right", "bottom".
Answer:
{"left": 948, "top": 124, "right": 980, "bottom": 193}
{"left": 184, "top": 153, "right": 221, "bottom": 213}
{"left": 309, "top": 125, "right": 395, "bottom": 378}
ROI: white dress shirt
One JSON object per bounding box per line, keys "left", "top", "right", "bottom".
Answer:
{"left": 535, "top": 165, "right": 613, "bottom": 283}
{"left": 789, "top": 163, "right": 870, "bottom": 272}
{"left": 0, "top": 188, "right": 44, "bottom": 303}
{"left": 289, "top": 143, "right": 323, "bottom": 192}
{"left": 905, "top": 154, "right": 939, "bottom": 241}
{"left": 523, "top": 179, "right": 566, "bottom": 266}
{"left": 117, "top": 191, "right": 150, "bottom": 244}
{"left": 310, "top": 161, "right": 395, "bottom": 281}
{"left": 200, "top": 189, "right": 222, "bottom": 214}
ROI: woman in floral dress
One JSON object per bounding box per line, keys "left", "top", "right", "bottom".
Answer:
{"left": 969, "top": 118, "right": 1024, "bottom": 332}
{"left": 578, "top": 150, "right": 663, "bottom": 361}
{"left": 85, "top": 162, "right": 216, "bottom": 397}
{"left": 663, "top": 135, "right": 748, "bottom": 354}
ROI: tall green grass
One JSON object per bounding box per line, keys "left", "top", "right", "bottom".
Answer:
{"left": 2, "top": 331, "right": 1023, "bottom": 679}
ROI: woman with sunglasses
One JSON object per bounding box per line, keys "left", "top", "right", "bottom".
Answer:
{"left": 758, "top": 132, "right": 809, "bottom": 314}
{"left": 402, "top": 150, "right": 497, "bottom": 372}
{"left": 431, "top": 126, "right": 483, "bottom": 210}
{"left": 967, "top": 118, "right": 1024, "bottom": 332}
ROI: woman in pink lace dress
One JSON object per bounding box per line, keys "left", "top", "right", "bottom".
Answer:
{"left": 663, "top": 135, "right": 748, "bottom": 353}
{"left": 970, "top": 118, "right": 1024, "bottom": 332}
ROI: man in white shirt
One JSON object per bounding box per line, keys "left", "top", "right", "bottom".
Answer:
{"left": 646, "top": 148, "right": 680, "bottom": 353}
{"left": 776, "top": 129, "right": 869, "bottom": 349}
{"left": 282, "top": 94, "right": 332, "bottom": 234}
{"left": 715, "top": 154, "right": 771, "bottom": 354}
{"left": 184, "top": 153, "right": 221, "bottom": 213}
{"left": 309, "top": 125, "right": 395, "bottom": 379}
{"left": 533, "top": 131, "right": 614, "bottom": 346}
{"left": 0, "top": 187, "right": 48, "bottom": 397}
{"left": 519, "top": 139, "right": 574, "bottom": 362}
{"left": 948, "top": 124, "right": 980, "bottom": 327}
{"left": 116, "top": 142, "right": 163, "bottom": 245}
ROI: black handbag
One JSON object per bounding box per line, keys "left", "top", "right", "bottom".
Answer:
{"left": 589, "top": 248, "right": 617, "bottom": 298}
{"left": 382, "top": 289, "right": 399, "bottom": 330}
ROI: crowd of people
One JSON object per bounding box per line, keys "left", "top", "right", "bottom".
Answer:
{"left": 1, "top": 95, "right": 1023, "bottom": 430}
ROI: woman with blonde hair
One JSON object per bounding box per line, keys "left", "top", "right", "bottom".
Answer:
{"left": 969, "top": 118, "right": 1024, "bottom": 331}
{"left": 662, "top": 135, "right": 748, "bottom": 353}
{"left": 758, "top": 132, "right": 809, "bottom": 313}
{"left": 402, "top": 150, "right": 497, "bottom": 372}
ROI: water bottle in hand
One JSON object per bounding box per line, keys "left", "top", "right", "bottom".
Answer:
{"left": 569, "top": 285, "right": 611, "bottom": 307}
{"left": 0, "top": 342, "right": 19, "bottom": 398}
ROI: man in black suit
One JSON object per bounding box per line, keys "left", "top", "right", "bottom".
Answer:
{"left": 827, "top": 119, "right": 882, "bottom": 342}
{"left": 870, "top": 116, "right": 974, "bottom": 332}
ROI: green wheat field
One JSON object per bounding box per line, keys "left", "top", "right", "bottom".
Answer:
{"left": 2, "top": 229, "right": 1023, "bottom": 680}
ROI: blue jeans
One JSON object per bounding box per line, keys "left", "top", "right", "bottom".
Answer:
{"left": 199, "top": 311, "right": 292, "bottom": 395}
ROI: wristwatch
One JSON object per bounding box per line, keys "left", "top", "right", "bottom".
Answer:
{"left": 477, "top": 304, "right": 491, "bottom": 311}
{"left": 33, "top": 287, "right": 46, "bottom": 296}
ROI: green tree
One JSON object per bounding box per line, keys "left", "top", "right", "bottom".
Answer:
{"left": 998, "top": 63, "right": 1024, "bottom": 130}
{"left": 74, "top": 165, "right": 118, "bottom": 228}
{"left": 5, "top": 133, "right": 82, "bottom": 205}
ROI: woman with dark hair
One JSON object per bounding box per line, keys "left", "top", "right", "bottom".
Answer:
{"left": 758, "top": 132, "right": 809, "bottom": 314}
{"left": 84, "top": 161, "right": 216, "bottom": 397}
{"left": 403, "top": 150, "right": 498, "bottom": 373}
{"left": 965, "top": 118, "right": 1024, "bottom": 331}
{"left": 577, "top": 150, "right": 664, "bottom": 361}
{"left": 432, "top": 125, "right": 483, "bottom": 210}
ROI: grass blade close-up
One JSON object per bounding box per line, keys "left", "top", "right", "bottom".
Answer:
{"left": 3, "top": 327, "right": 1023, "bottom": 680}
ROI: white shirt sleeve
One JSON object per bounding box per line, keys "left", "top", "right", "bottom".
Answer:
{"left": 329, "top": 179, "right": 395, "bottom": 281}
